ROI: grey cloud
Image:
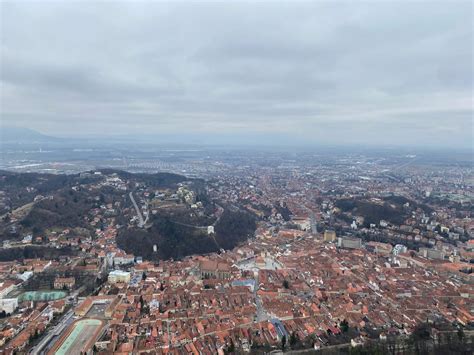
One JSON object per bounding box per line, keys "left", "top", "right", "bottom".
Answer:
{"left": 0, "top": 0, "right": 472, "bottom": 148}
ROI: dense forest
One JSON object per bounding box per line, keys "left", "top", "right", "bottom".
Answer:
{"left": 0, "top": 170, "right": 189, "bottom": 211}
{"left": 97, "top": 169, "right": 190, "bottom": 189}
{"left": 0, "top": 170, "right": 86, "bottom": 209}
{"left": 335, "top": 198, "right": 409, "bottom": 226}
{"left": 117, "top": 208, "right": 256, "bottom": 260}
{"left": 1, "top": 170, "right": 190, "bottom": 239}
{"left": 0, "top": 246, "right": 76, "bottom": 262}
{"left": 214, "top": 209, "right": 256, "bottom": 249}
{"left": 383, "top": 195, "right": 434, "bottom": 214}
{"left": 335, "top": 195, "right": 435, "bottom": 228}
{"left": 1, "top": 169, "right": 258, "bottom": 260}
{"left": 20, "top": 189, "right": 94, "bottom": 233}
{"left": 275, "top": 202, "right": 292, "bottom": 221}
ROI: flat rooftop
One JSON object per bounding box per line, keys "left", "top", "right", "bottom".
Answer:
{"left": 51, "top": 318, "right": 104, "bottom": 355}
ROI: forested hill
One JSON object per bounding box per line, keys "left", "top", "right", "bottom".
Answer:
{"left": 96, "top": 169, "right": 190, "bottom": 188}
{"left": 0, "top": 169, "right": 191, "bottom": 239}
{"left": 117, "top": 208, "right": 257, "bottom": 261}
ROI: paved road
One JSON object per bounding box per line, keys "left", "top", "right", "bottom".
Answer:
{"left": 303, "top": 205, "right": 318, "bottom": 234}
{"left": 129, "top": 191, "right": 145, "bottom": 228}
{"left": 168, "top": 204, "right": 224, "bottom": 230}
{"left": 29, "top": 309, "right": 74, "bottom": 355}
{"left": 254, "top": 270, "right": 270, "bottom": 322}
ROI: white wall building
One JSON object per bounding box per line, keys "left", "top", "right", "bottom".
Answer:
{"left": 108, "top": 270, "right": 131, "bottom": 284}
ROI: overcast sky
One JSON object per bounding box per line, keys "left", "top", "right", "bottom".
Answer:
{"left": 1, "top": 1, "right": 472, "bottom": 148}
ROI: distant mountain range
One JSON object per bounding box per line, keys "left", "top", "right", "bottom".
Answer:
{"left": 0, "top": 126, "right": 311, "bottom": 148}
{"left": 1, "top": 126, "right": 61, "bottom": 143}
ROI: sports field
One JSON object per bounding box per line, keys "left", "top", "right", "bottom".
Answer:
{"left": 54, "top": 319, "right": 103, "bottom": 355}
{"left": 19, "top": 290, "right": 67, "bottom": 302}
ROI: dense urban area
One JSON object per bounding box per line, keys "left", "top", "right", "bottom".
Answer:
{"left": 0, "top": 145, "right": 473, "bottom": 354}
{"left": 2, "top": 0, "right": 472, "bottom": 352}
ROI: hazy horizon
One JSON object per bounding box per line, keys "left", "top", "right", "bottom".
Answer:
{"left": 1, "top": 1, "right": 473, "bottom": 149}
